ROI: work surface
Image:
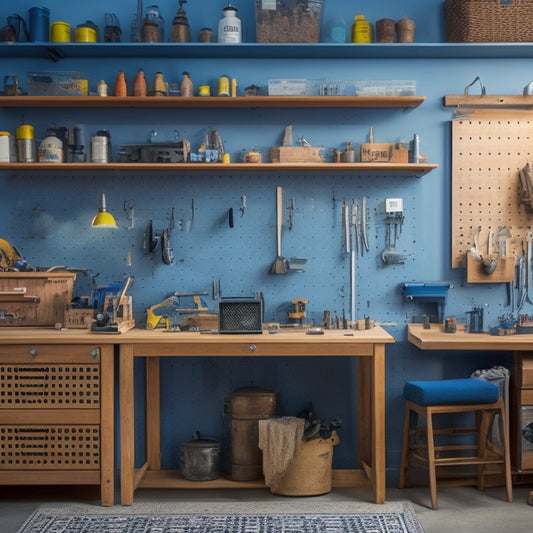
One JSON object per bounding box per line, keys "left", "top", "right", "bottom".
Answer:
{"left": 408, "top": 323, "right": 533, "bottom": 351}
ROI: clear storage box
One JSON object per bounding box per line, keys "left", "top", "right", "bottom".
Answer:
{"left": 354, "top": 80, "right": 416, "bottom": 97}
{"left": 255, "top": 0, "right": 323, "bottom": 43}
{"left": 28, "top": 71, "right": 88, "bottom": 96}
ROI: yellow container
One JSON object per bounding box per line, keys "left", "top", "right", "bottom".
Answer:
{"left": 75, "top": 26, "right": 97, "bottom": 43}
{"left": 351, "top": 14, "right": 372, "bottom": 43}
{"left": 50, "top": 21, "right": 71, "bottom": 42}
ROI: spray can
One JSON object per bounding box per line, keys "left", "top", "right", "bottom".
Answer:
{"left": 16, "top": 124, "right": 36, "bottom": 162}
{"left": 351, "top": 15, "right": 372, "bottom": 43}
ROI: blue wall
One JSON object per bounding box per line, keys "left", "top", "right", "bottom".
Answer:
{"left": 0, "top": 1, "right": 516, "bottom": 485}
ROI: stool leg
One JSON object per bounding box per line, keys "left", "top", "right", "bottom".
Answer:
{"left": 399, "top": 404, "right": 412, "bottom": 489}
{"left": 426, "top": 407, "right": 438, "bottom": 510}
{"left": 498, "top": 404, "right": 513, "bottom": 503}
{"left": 476, "top": 408, "right": 492, "bottom": 491}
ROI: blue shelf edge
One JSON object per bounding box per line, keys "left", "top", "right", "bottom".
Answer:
{"left": 2, "top": 42, "right": 533, "bottom": 60}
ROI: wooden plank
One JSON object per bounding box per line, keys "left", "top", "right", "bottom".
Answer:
{"left": 0, "top": 409, "right": 99, "bottom": 424}
{"left": 119, "top": 343, "right": 135, "bottom": 506}
{"left": 146, "top": 357, "right": 161, "bottom": 471}
{"left": 0, "top": 95, "right": 426, "bottom": 109}
{"left": 99, "top": 345, "right": 114, "bottom": 506}
{"left": 444, "top": 95, "right": 533, "bottom": 108}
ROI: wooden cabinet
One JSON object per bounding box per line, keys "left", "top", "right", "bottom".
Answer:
{"left": 0, "top": 336, "right": 114, "bottom": 506}
{"left": 512, "top": 353, "right": 533, "bottom": 472}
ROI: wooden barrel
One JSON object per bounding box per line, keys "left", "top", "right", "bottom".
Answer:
{"left": 229, "top": 387, "right": 276, "bottom": 481}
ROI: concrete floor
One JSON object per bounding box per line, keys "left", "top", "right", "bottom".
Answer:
{"left": 1, "top": 484, "right": 532, "bottom": 533}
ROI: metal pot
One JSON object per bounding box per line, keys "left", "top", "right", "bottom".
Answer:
{"left": 180, "top": 431, "right": 220, "bottom": 481}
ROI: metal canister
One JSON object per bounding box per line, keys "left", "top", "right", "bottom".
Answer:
{"left": 16, "top": 124, "right": 36, "bottom": 162}
{"left": 50, "top": 21, "right": 71, "bottom": 42}
{"left": 217, "top": 75, "right": 230, "bottom": 97}
{"left": 180, "top": 432, "right": 220, "bottom": 481}
{"left": 91, "top": 132, "right": 110, "bottom": 163}
{"left": 28, "top": 6, "right": 50, "bottom": 42}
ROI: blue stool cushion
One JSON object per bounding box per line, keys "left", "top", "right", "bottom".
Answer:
{"left": 404, "top": 378, "right": 499, "bottom": 406}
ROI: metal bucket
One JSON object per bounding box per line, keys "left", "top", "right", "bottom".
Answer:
{"left": 227, "top": 387, "right": 276, "bottom": 481}
{"left": 180, "top": 432, "right": 220, "bottom": 481}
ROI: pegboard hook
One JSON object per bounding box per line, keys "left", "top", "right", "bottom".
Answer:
{"left": 464, "top": 76, "right": 486, "bottom": 96}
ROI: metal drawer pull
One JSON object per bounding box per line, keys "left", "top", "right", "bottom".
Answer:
{"left": 249, "top": 344, "right": 257, "bottom": 352}
{"left": 90, "top": 347, "right": 101, "bottom": 359}
{"left": 29, "top": 347, "right": 37, "bottom": 358}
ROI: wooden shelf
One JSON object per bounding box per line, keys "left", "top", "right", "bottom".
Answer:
{"left": 444, "top": 94, "right": 533, "bottom": 108}
{"left": 0, "top": 162, "right": 438, "bottom": 177}
{"left": 0, "top": 95, "right": 426, "bottom": 109}
{"left": 137, "top": 468, "right": 368, "bottom": 490}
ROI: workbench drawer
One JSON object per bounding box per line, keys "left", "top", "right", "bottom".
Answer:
{"left": 522, "top": 355, "right": 533, "bottom": 387}
{"left": 521, "top": 389, "right": 533, "bottom": 405}
{"left": 0, "top": 344, "right": 101, "bottom": 363}
{"left": 0, "top": 424, "right": 100, "bottom": 470}
{"left": 0, "top": 362, "right": 100, "bottom": 408}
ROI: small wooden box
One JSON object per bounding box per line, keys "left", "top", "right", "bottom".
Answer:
{"left": 466, "top": 253, "right": 514, "bottom": 283}
{"left": 360, "top": 143, "right": 409, "bottom": 163}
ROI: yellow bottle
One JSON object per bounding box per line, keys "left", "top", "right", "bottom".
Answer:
{"left": 351, "top": 14, "right": 372, "bottom": 43}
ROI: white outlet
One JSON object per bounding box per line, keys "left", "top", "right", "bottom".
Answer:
{"left": 386, "top": 198, "right": 403, "bottom": 214}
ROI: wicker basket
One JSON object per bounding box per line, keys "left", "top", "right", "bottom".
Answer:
{"left": 445, "top": 0, "right": 533, "bottom": 42}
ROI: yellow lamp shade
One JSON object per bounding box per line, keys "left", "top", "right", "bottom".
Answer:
{"left": 91, "top": 193, "right": 117, "bottom": 228}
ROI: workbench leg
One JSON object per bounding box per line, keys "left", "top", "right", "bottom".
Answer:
{"left": 357, "top": 346, "right": 386, "bottom": 504}
{"left": 120, "top": 345, "right": 135, "bottom": 505}
{"left": 100, "top": 345, "right": 114, "bottom": 506}
{"left": 146, "top": 357, "right": 161, "bottom": 470}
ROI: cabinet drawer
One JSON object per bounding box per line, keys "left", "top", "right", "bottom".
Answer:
{"left": 521, "top": 389, "right": 533, "bottom": 405}
{"left": 0, "top": 424, "right": 100, "bottom": 470}
{"left": 523, "top": 355, "right": 533, "bottom": 387}
{"left": 0, "top": 344, "right": 101, "bottom": 363}
{"left": 0, "top": 362, "right": 100, "bottom": 409}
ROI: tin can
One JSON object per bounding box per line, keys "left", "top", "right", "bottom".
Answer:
{"left": 16, "top": 124, "right": 36, "bottom": 162}
{"left": 351, "top": 14, "right": 372, "bottom": 43}
{"left": 91, "top": 136, "right": 109, "bottom": 163}
{"left": 217, "top": 75, "right": 230, "bottom": 97}
{"left": 0, "top": 132, "right": 16, "bottom": 162}
{"left": 51, "top": 21, "right": 71, "bottom": 42}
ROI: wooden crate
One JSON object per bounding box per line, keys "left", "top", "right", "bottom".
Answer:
{"left": 0, "top": 272, "right": 75, "bottom": 326}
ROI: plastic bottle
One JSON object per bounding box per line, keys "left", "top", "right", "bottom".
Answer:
{"left": 351, "top": 14, "right": 372, "bottom": 43}
{"left": 134, "top": 69, "right": 147, "bottom": 97}
{"left": 180, "top": 72, "right": 193, "bottom": 97}
{"left": 114, "top": 71, "right": 127, "bottom": 97}
{"left": 218, "top": 4, "right": 241, "bottom": 43}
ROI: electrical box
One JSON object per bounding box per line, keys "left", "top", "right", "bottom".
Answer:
{"left": 386, "top": 198, "right": 403, "bottom": 214}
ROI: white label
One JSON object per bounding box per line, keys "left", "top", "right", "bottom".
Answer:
{"left": 262, "top": 0, "right": 276, "bottom": 10}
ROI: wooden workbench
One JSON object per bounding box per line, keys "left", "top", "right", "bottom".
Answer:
{"left": 0, "top": 328, "right": 115, "bottom": 506}
{"left": 408, "top": 323, "right": 533, "bottom": 503}
{"left": 118, "top": 327, "right": 394, "bottom": 505}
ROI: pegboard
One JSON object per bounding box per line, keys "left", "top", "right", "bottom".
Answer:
{"left": 451, "top": 109, "right": 533, "bottom": 268}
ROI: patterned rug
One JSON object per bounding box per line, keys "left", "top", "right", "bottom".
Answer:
{"left": 17, "top": 501, "right": 424, "bottom": 533}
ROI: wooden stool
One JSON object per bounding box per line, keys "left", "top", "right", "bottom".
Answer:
{"left": 399, "top": 378, "right": 513, "bottom": 509}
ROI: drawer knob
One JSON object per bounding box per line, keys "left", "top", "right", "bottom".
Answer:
{"left": 249, "top": 344, "right": 257, "bottom": 352}
{"left": 90, "top": 347, "right": 101, "bottom": 359}
{"left": 29, "top": 347, "right": 37, "bottom": 358}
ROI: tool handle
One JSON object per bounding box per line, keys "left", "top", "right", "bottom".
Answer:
{"left": 276, "top": 186, "right": 283, "bottom": 256}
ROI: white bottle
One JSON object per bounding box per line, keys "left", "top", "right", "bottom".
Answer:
{"left": 218, "top": 4, "right": 241, "bottom": 43}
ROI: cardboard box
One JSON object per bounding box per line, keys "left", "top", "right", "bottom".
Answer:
{"left": 0, "top": 273, "right": 76, "bottom": 326}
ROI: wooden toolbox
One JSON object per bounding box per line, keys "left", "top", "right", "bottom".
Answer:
{"left": 0, "top": 272, "right": 75, "bottom": 326}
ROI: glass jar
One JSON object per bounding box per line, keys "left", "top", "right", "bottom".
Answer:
{"left": 142, "top": 5, "right": 164, "bottom": 43}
